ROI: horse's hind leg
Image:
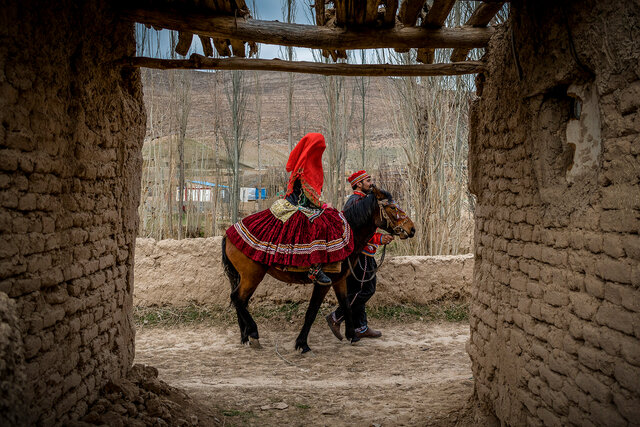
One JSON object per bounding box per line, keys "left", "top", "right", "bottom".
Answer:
{"left": 224, "top": 238, "right": 267, "bottom": 346}
{"left": 295, "top": 283, "right": 331, "bottom": 353}
{"left": 231, "top": 277, "right": 263, "bottom": 346}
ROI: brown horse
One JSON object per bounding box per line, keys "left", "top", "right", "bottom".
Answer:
{"left": 221, "top": 185, "right": 415, "bottom": 353}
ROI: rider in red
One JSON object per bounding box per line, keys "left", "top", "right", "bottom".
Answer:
{"left": 225, "top": 133, "right": 353, "bottom": 285}
{"left": 325, "top": 170, "right": 394, "bottom": 339}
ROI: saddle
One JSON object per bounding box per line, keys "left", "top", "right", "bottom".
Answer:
{"left": 274, "top": 261, "right": 343, "bottom": 274}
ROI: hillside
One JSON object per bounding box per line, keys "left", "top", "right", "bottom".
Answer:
{"left": 141, "top": 68, "right": 406, "bottom": 172}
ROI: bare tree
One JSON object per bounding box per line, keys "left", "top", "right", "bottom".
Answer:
{"left": 222, "top": 70, "right": 248, "bottom": 224}
{"left": 282, "top": 0, "right": 297, "bottom": 152}
{"left": 252, "top": 0, "right": 263, "bottom": 210}
{"left": 165, "top": 31, "right": 193, "bottom": 239}
{"left": 316, "top": 67, "right": 356, "bottom": 206}
{"left": 175, "top": 70, "right": 191, "bottom": 239}
{"left": 386, "top": 58, "right": 473, "bottom": 254}
{"left": 355, "top": 50, "right": 371, "bottom": 168}
{"left": 253, "top": 72, "right": 263, "bottom": 210}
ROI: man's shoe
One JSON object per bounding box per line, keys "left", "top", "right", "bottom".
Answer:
{"left": 325, "top": 313, "right": 343, "bottom": 341}
{"left": 308, "top": 266, "right": 332, "bottom": 285}
{"left": 355, "top": 327, "right": 382, "bottom": 339}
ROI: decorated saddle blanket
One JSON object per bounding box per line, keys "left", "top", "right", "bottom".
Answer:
{"left": 226, "top": 199, "right": 353, "bottom": 267}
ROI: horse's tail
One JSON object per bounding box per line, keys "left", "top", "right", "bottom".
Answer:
{"left": 221, "top": 236, "right": 240, "bottom": 293}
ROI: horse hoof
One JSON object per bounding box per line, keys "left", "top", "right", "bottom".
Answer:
{"left": 249, "top": 337, "right": 262, "bottom": 349}
{"left": 350, "top": 336, "right": 360, "bottom": 344}
{"left": 295, "top": 343, "right": 311, "bottom": 353}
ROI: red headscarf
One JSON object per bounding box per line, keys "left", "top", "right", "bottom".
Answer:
{"left": 285, "top": 133, "right": 326, "bottom": 206}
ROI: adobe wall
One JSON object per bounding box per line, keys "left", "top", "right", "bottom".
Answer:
{"left": 134, "top": 237, "right": 473, "bottom": 307}
{"left": 0, "top": 1, "right": 145, "bottom": 424}
{"left": 468, "top": 1, "right": 639, "bottom": 425}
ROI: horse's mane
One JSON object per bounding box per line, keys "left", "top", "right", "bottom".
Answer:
{"left": 342, "top": 188, "right": 393, "bottom": 230}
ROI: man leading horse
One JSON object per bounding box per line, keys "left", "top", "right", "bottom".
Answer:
{"left": 326, "top": 170, "right": 394, "bottom": 340}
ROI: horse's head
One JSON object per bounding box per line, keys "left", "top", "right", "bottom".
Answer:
{"left": 371, "top": 185, "right": 415, "bottom": 239}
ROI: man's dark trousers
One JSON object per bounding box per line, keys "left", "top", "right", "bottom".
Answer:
{"left": 335, "top": 253, "right": 377, "bottom": 329}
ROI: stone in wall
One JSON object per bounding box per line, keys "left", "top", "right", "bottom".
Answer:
{"left": 134, "top": 237, "right": 474, "bottom": 307}
{"left": 468, "top": 0, "right": 640, "bottom": 425}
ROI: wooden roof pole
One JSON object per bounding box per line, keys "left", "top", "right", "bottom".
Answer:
{"left": 398, "top": 0, "right": 426, "bottom": 26}
{"left": 395, "top": 0, "right": 427, "bottom": 53}
{"left": 417, "top": 0, "right": 457, "bottom": 63}
{"left": 120, "top": 7, "right": 494, "bottom": 50}
{"left": 450, "top": 2, "right": 504, "bottom": 61}
{"left": 117, "top": 55, "right": 485, "bottom": 77}
{"left": 382, "top": 0, "right": 399, "bottom": 27}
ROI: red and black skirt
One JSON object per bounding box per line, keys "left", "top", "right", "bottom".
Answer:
{"left": 226, "top": 207, "right": 353, "bottom": 267}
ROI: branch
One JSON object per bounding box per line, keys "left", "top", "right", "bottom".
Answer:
{"left": 119, "top": 6, "right": 494, "bottom": 50}
{"left": 116, "top": 55, "right": 485, "bottom": 77}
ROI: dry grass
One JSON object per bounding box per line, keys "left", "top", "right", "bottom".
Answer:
{"left": 133, "top": 301, "right": 469, "bottom": 328}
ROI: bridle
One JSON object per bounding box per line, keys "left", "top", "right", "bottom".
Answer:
{"left": 377, "top": 199, "right": 411, "bottom": 239}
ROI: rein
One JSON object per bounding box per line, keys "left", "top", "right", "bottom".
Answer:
{"left": 346, "top": 241, "right": 387, "bottom": 285}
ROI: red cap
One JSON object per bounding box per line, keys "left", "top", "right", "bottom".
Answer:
{"left": 347, "top": 170, "right": 370, "bottom": 186}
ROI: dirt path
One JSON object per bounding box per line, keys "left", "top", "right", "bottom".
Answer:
{"left": 134, "top": 319, "right": 473, "bottom": 426}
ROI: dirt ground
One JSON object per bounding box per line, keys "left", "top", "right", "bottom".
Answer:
{"left": 134, "top": 318, "right": 474, "bottom": 426}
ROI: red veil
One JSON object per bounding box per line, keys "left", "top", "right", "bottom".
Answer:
{"left": 285, "top": 132, "right": 325, "bottom": 206}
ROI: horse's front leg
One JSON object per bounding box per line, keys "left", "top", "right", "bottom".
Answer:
{"left": 333, "top": 277, "right": 359, "bottom": 343}
{"left": 295, "top": 283, "right": 331, "bottom": 353}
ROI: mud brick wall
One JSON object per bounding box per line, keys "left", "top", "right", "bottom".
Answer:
{"left": 468, "top": 1, "right": 640, "bottom": 425}
{"left": 133, "top": 237, "right": 473, "bottom": 307}
{"left": 0, "top": 1, "right": 145, "bottom": 424}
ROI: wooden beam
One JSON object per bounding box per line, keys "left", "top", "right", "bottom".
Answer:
{"left": 464, "top": 2, "right": 505, "bottom": 27}
{"left": 335, "top": 0, "right": 368, "bottom": 27}
{"left": 117, "top": 55, "right": 485, "bottom": 77}
{"left": 417, "top": 0, "right": 456, "bottom": 64}
{"left": 335, "top": 0, "right": 371, "bottom": 26}
{"left": 422, "top": 0, "right": 457, "bottom": 27}
{"left": 212, "top": 38, "right": 231, "bottom": 56}
{"left": 335, "top": 0, "right": 348, "bottom": 26}
{"left": 229, "top": 39, "right": 246, "bottom": 57}
{"left": 175, "top": 32, "right": 193, "bottom": 56}
{"left": 198, "top": 35, "right": 214, "bottom": 57}
{"left": 315, "top": 0, "right": 326, "bottom": 26}
{"left": 395, "top": 0, "right": 425, "bottom": 52}
{"left": 120, "top": 6, "right": 494, "bottom": 50}
{"left": 382, "top": 0, "right": 399, "bottom": 27}
{"left": 398, "top": 0, "right": 426, "bottom": 26}
{"left": 365, "top": 0, "right": 380, "bottom": 23}
{"left": 450, "top": 2, "right": 504, "bottom": 62}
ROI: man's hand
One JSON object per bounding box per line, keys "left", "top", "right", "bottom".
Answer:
{"left": 380, "top": 234, "right": 394, "bottom": 245}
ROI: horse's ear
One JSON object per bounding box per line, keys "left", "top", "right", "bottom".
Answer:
{"left": 371, "top": 184, "right": 385, "bottom": 200}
